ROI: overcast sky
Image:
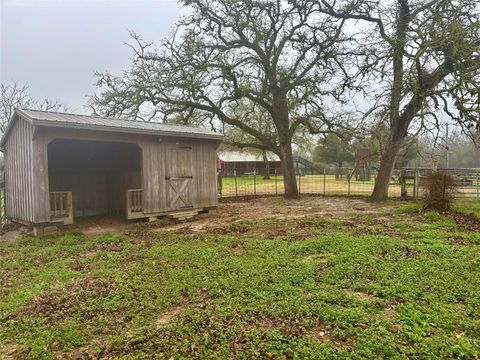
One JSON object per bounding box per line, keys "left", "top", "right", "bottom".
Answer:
{"left": 1, "top": 0, "right": 184, "bottom": 114}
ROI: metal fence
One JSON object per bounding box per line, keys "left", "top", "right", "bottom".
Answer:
{"left": 218, "top": 167, "right": 480, "bottom": 200}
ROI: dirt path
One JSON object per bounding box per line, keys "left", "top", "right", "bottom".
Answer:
{"left": 0, "top": 223, "right": 29, "bottom": 243}
{"left": 0, "top": 230, "right": 22, "bottom": 243}
{"left": 152, "top": 196, "right": 398, "bottom": 233}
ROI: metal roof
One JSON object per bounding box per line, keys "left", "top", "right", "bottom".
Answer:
{"left": 218, "top": 151, "right": 280, "bottom": 162}
{"left": 1, "top": 109, "right": 223, "bottom": 147}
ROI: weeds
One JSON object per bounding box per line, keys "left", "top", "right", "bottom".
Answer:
{"left": 1, "top": 204, "right": 479, "bottom": 358}
{"left": 422, "top": 171, "right": 456, "bottom": 211}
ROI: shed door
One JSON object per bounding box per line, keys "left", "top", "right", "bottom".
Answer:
{"left": 165, "top": 144, "right": 194, "bottom": 210}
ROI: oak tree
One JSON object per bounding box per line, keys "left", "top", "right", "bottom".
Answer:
{"left": 0, "top": 82, "right": 67, "bottom": 134}
{"left": 91, "top": 0, "right": 356, "bottom": 197}
{"left": 323, "top": 0, "right": 480, "bottom": 200}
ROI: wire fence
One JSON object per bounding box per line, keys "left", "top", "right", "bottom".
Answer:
{"left": 218, "top": 167, "right": 480, "bottom": 200}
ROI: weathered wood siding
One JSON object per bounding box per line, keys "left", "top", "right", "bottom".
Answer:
{"left": 192, "top": 140, "right": 218, "bottom": 208}
{"left": 4, "top": 116, "right": 35, "bottom": 223}
{"left": 141, "top": 141, "right": 164, "bottom": 213}
{"left": 107, "top": 171, "right": 142, "bottom": 215}
{"left": 6, "top": 119, "right": 220, "bottom": 224}
{"left": 141, "top": 139, "right": 219, "bottom": 214}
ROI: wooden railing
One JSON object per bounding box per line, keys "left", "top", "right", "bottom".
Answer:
{"left": 49, "top": 191, "right": 73, "bottom": 224}
{"left": 126, "top": 189, "right": 143, "bottom": 218}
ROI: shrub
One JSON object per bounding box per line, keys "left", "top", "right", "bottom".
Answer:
{"left": 422, "top": 171, "right": 456, "bottom": 211}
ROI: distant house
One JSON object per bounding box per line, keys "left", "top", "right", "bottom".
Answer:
{"left": 0, "top": 109, "right": 223, "bottom": 233}
{"left": 217, "top": 150, "right": 313, "bottom": 176}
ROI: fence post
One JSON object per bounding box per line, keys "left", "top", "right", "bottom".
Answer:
{"left": 275, "top": 169, "right": 278, "bottom": 195}
{"left": 253, "top": 169, "right": 257, "bottom": 197}
{"left": 323, "top": 169, "right": 326, "bottom": 196}
{"left": 218, "top": 170, "right": 222, "bottom": 198}
{"left": 298, "top": 169, "right": 301, "bottom": 194}
{"left": 414, "top": 168, "right": 419, "bottom": 201}
{"left": 348, "top": 175, "right": 351, "bottom": 197}
{"left": 476, "top": 169, "right": 479, "bottom": 199}
{"left": 234, "top": 170, "right": 238, "bottom": 197}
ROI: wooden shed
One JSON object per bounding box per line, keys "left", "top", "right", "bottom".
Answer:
{"left": 0, "top": 109, "right": 223, "bottom": 232}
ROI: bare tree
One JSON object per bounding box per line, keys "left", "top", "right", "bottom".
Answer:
{"left": 323, "top": 0, "right": 480, "bottom": 200}
{"left": 90, "top": 0, "right": 357, "bottom": 197}
{"left": 0, "top": 82, "right": 67, "bottom": 134}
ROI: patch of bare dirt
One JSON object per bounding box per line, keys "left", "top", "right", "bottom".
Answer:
{"left": 444, "top": 210, "right": 480, "bottom": 232}
{"left": 0, "top": 343, "right": 17, "bottom": 360}
{"left": 343, "top": 213, "right": 424, "bottom": 239}
{"left": 206, "top": 217, "right": 322, "bottom": 241}
{"left": 71, "top": 215, "right": 131, "bottom": 237}
{"left": 45, "top": 196, "right": 399, "bottom": 240}
{"left": 303, "top": 254, "right": 328, "bottom": 263}
{"left": 0, "top": 230, "right": 22, "bottom": 243}
{"left": 156, "top": 304, "right": 190, "bottom": 328}
{"left": 400, "top": 246, "right": 421, "bottom": 257}
{"left": 149, "top": 196, "right": 397, "bottom": 234}
{"left": 67, "top": 257, "right": 99, "bottom": 272}
{"left": 220, "top": 196, "right": 394, "bottom": 221}
{"left": 17, "top": 278, "right": 116, "bottom": 321}
{"left": 56, "top": 335, "right": 111, "bottom": 360}
{"left": 249, "top": 313, "right": 354, "bottom": 346}
{"left": 447, "top": 235, "right": 466, "bottom": 246}
{"left": 383, "top": 298, "right": 405, "bottom": 318}
{"left": 0, "top": 224, "right": 30, "bottom": 243}
{"left": 228, "top": 244, "right": 245, "bottom": 255}
{"left": 346, "top": 289, "right": 380, "bottom": 302}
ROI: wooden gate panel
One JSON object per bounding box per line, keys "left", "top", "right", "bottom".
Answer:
{"left": 165, "top": 144, "right": 194, "bottom": 210}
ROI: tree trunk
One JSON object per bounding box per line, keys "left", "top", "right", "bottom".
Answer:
{"left": 371, "top": 0, "right": 410, "bottom": 202}
{"left": 272, "top": 94, "right": 298, "bottom": 198}
{"left": 262, "top": 151, "right": 271, "bottom": 180}
{"left": 279, "top": 141, "right": 299, "bottom": 198}
{"left": 371, "top": 137, "right": 404, "bottom": 201}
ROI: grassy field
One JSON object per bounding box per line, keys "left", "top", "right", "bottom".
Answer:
{"left": 220, "top": 174, "right": 480, "bottom": 198}
{"left": 454, "top": 199, "right": 480, "bottom": 217}
{"left": 1, "top": 198, "right": 480, "bottom": 359}
{"left": 220, "top": 174, "right": 408, "bottom": 197}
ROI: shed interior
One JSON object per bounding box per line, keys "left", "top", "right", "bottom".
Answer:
{"left": 48, "top": 139, "right": 142, "bottom": 217}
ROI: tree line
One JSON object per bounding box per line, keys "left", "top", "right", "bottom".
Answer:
{"left": 311, "top": 127, "right": 480, "bottom": 170}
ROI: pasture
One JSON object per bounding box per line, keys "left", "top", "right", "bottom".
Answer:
{"left": 1, "top": 197, "right": 480, "bottom": 359}
{"left": 219, "top": 173, "right": 480, "bottom": 199}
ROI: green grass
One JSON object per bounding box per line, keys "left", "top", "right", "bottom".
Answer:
{"left": 1, "top": 207, "right": 480, "bottom": 358}
{"left": 454, "top": 199, "right": 480, "bottom": 217}
{"left": 220, "top": 174, "right": 480, "bottom": 199}
{"left": 395, "top": 200, "right": 480, "bottom": 218}
{"left": 220, "top": 174, "right": 404, "bottom": 198}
